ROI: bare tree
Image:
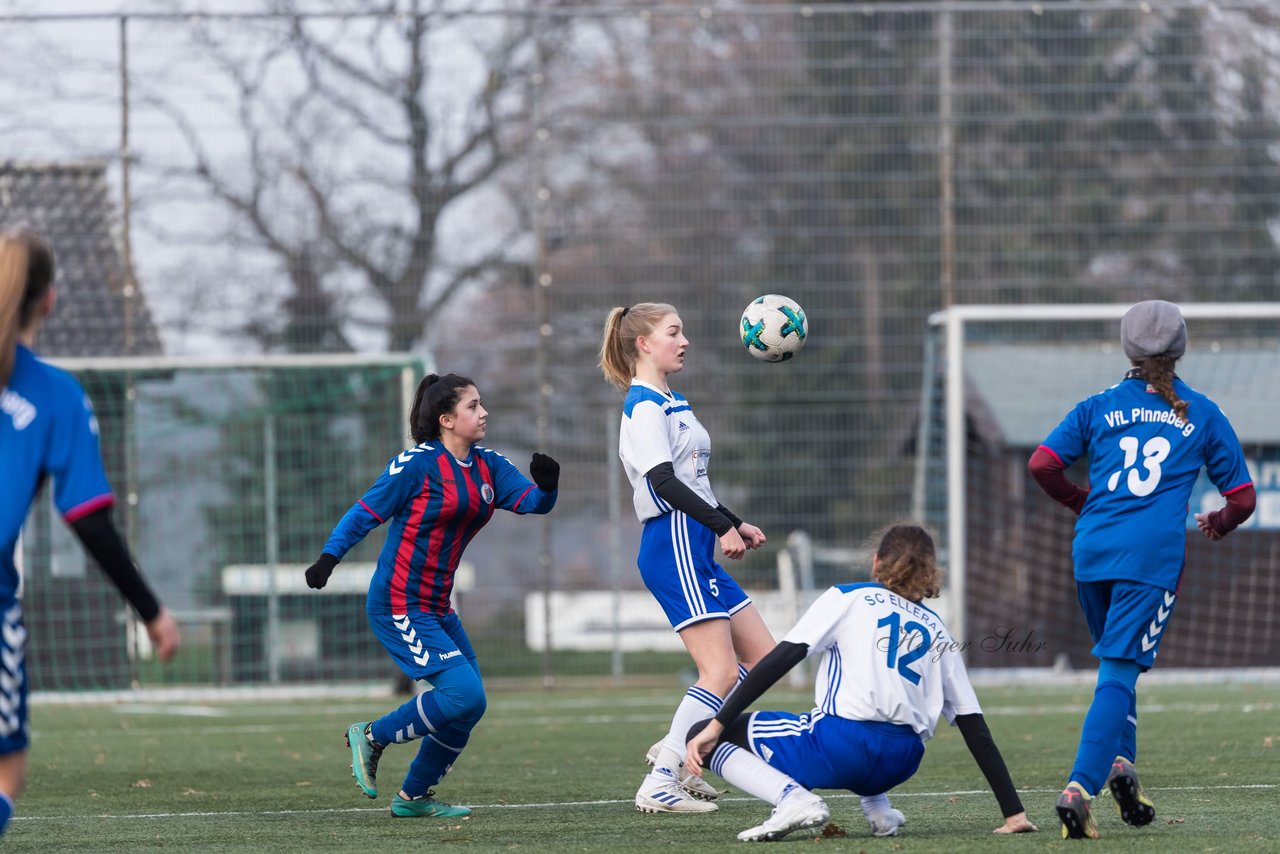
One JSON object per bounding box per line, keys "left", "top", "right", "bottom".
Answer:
{"left": 139, "top": 1, "right": 577, "bottom": 353}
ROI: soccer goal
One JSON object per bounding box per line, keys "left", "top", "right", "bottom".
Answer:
{"left": 27, "top": 353, "right": 427, "bottom": 693}
{"left": 918, "top": 303, "right": 1280, "bottom": 670}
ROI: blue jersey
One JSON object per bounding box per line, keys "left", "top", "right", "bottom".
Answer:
{"left": 1, "top": 345, "right": 114, "bottom": 600}
{"left": 1040, "top": 375, "right": 1251, "bottom": 590}
{"left": 323, "top": 442, "right": 555, "bottom": 616}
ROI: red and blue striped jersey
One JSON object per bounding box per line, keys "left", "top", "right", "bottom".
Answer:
{"left": 322, "top": 442, "right": 555, "bottom": 616}
{"left": 2, "top": 345, "right": 114, "bottom": 600}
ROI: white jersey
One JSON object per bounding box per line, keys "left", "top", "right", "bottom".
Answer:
{"left": 782, "top": 582, "right": 982, "bottom": 741}
{"left": 618, "top": 380, "right": 718, "bottom": 523}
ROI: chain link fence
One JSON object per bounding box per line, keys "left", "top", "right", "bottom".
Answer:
{"left": 4, "top": 2, "right": 1279, "bottom": 687}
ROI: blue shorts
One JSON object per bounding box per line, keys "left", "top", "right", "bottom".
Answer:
{"left": 747, "top": 710, "right": 924, "bottom": 796}
{"left": 0, "top": 602, "right": 29, "bottom": 756}
{"left": 638, "top": 511, "right": 751, "bottom": 631}
{"left": 1076, "top": 580, "right": 1177, "bottom": 669}
{"left": 368, "top": 610, "right": 478, "bottom": 681}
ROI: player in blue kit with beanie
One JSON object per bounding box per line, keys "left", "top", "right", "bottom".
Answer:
{"left": 304, "top": 372, "right": 558, "bottom": 818}
{"left": 1029, "top": 300, "right": 1255, "bottom": 839}
{"left": 0, "top": 229, "right": 181, "bottom": 839}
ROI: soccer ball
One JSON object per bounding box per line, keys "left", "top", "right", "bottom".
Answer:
{"left": 740, "top": 294, "right": 808, "bottom": 362}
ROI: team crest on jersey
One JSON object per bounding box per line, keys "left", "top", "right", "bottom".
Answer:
{"left": 481, "top": 482, "right": 495, "bottom": 504}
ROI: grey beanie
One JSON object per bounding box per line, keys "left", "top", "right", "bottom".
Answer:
{"left": 1121, "top": 300, "right": 1186, "bottom": 361}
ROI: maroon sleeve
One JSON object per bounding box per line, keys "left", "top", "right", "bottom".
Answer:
{"left": 1205, "top": 485, "right": 1256, "bottom": 537}
{"left": 1028, "top": 446, "right": 1089, "bottom": 515}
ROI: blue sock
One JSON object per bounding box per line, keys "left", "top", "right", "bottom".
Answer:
{"left": 371, "top": 689, "right": 451, "bottom": 746}
{"left": 0, "top": 792, "right": 12, "bottom": 837}
{"left": 1119, "top": 689, "right": 1138, "bottom": 763}
{"left": 1069, "top": 659, "right": 1141, "bottom": 794}
{"left": 402, "top": 725, "right": 473, "bottom": 797}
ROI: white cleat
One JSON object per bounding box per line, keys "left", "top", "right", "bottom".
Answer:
{"left": 646, "top": 740, "right": 722, "bottom": 801}
{"left": 737, "top": 786, "right": 829, "bottom": 842}
{"left": 635, "top": 769, "right": 719, "bottom": 813}
{"left": 867, "top": 807, "right": 906, "bottom": 837}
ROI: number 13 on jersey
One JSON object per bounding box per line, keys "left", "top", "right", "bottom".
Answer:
{"left": 1107, "top": 435, "right": 1170, "bottom": 497}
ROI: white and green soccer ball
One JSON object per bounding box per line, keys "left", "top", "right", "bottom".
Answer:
{"left": 740, "top": 294, "right": 808, "bottom": 362}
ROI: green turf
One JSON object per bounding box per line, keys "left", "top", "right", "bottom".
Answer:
{"left": 9, "top": 680, "right": 1279, "bottom": 852}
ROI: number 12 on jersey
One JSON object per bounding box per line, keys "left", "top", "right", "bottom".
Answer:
{"left": 878, "top": 611, "right": 932, "bottom": 685}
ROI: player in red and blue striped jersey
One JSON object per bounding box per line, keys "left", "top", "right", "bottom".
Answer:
{"left": 1029, "top": 301, "right": 1255, "bottom": 839}
{"left": 303, "top": 372, "right": 558, "bottom": 819}
{"left": 0, "top": 229, "right": 180, "bottom": 839}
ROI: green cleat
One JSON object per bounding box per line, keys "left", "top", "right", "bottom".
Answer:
{"left": 390, "top": 790, "right": 472, "bottom": 818}
{"left": 345, "top": 722, "right": 383, "bottom": 799}
{"left": 1106, "top": 756, "right": 1156, "bottom": 827}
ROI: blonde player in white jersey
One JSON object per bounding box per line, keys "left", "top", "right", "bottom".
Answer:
{"left": 600, "top": 302, "right": 776, "bottom": 813}
{"left": 686, "top": 524, "right": 1040, "bottom": 841}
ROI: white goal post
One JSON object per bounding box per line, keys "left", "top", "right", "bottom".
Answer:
{"left": 925, "top": 303, "right": 1280, "bottom": 653}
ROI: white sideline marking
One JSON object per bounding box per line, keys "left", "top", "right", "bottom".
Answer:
{"left": 113, "top": 704, "right": 228, "bottom": 717}
{"left": 13, "top": 784, "right": 1277, "bottom": 823}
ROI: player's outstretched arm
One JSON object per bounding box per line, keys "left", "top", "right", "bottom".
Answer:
{"left": 954, "top": 713, "right": 1038, "bottom": 833}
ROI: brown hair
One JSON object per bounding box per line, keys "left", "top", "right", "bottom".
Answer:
{"left": 1132, "top": 355, "right": 1188, "bottom": 420}
{"left": 408, "top": 372, "right": 476, "bottom": 443}
{"left": 0, "top": 228, "right": 55, "bottom": 386}
{"left": 599, "top": 302, "right": 678, "bottom": 390}
{"left": 872, "top": 524, "right": 941, "bottom": 602}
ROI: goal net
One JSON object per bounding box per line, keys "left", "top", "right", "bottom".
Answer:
{"left": 919, "top": 304, "right": 1280, "bottom": 670}
{"left": 23, "top": 354, "right": 425, "bottom": 692}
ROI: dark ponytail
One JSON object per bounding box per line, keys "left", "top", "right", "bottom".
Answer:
{"left": 409, "top": 372, "right": 476, "bottom": 443}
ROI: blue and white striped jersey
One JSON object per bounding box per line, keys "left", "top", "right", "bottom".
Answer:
{"left": 618, "top": 380, "right": 718, "bottom": 523}
{"left": 782, "top": 583, "right": 981, "bottom": 741}
{"left": 1, "top": 345, "right": 114, "bottom": 600}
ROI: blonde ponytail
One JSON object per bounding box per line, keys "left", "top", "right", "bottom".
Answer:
{"left": 598, "top": 302, "right": 677, "bottom": 391}
{"left": 0, "top": 229, "right": 56, "bottom": 388}
{"left": 0, "top": 233, "right": 32, "bottom": 387}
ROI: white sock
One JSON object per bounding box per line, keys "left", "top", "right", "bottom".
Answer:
{"left": 658, "top": 686, "right": 724, "bottom": 760}
{"left": 708, "top": 742, "right": 799, "bottom": 805}
{"left": 860, "top": 793, "right": 891, "bottom": 817}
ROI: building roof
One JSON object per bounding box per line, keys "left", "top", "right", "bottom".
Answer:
{"left": 965, "top": 343, "right": 1279, "bottom": 446}
{"left": 0, "top": 160, "right": 160, "bottom": 357}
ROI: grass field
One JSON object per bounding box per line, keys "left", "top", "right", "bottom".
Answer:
{"left": 10, "top": 679, "right": 1279, "bottom": 852}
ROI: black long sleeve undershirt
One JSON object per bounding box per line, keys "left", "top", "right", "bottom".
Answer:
{"left": 955, "top": 713, "right": 1025, "bottom": 817}
{"left": 68, "top": 507, "right": 162, "bottom": 622}
{"left": 645, "top": 462, "right": 735, "bottom": 535}
{"left": 713, "top": 641, "right": 810, "bottom": 726}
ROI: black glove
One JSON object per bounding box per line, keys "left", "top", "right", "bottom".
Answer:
{"left": 530, "top": 452, "right": 560, "bottom": 492}
{"left": 305, "top": 553, "right": 339, "bottom": 590}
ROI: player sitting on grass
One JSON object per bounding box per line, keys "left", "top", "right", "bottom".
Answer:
{"left": 686, "top": 524, "right": 1038, "bottom": 842}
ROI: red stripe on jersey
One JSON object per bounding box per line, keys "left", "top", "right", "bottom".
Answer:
{"left": 62, "top": 492, "right": 115, "bottom": 522}
{"left": 511, "top": 485, "right": 535, "bottom": 512}
{"left": 1036, "top": 444, "right": 1066, "bottom": 467}
{"left": 389, "top": 474, "right": 431, "bottom": 615}
{"left": 358, "top": 499, "right": 385, "bottom": 523}
{"left": 431, "top": 465, "right": 485, "bottom": 613}
{"left": 417, "top": 455, "right": 458, "bottom": 614}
